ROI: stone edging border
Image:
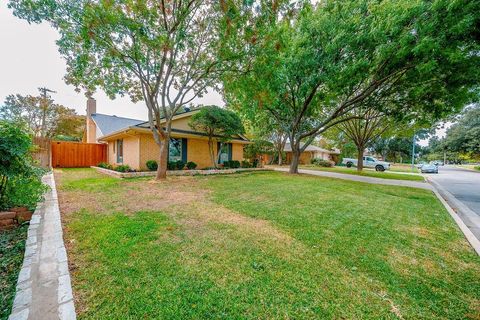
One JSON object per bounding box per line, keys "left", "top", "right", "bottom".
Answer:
{"left": 91, "top": 166, "right": 271, "bottom": 178}
{"left": 9, "top": 173, "right": 76, "bottom": 320}
{"left": 427, "top": 178, "right": 480, "bottom": 256}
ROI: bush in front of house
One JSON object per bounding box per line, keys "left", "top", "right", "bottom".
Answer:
{"left": 175, "top": 160, "right": 186, "bottom": 170}
{"left": 186, "top": 161, "right": 197, "bottom": 170}
{"left": 311, "top": 158, "right": 334, "bottom": 167}
{"left": 475, "top": 166, "right": 480, "bottom": 171}
{"left": 167, "top": 161, "right": 185, "bottom": 170}
{"left": 97, "top": 162, "right": 113, "bottom": 170}
{"left": 146, "top": 160, "right": 158, "bottom": 171}
{"left": 241, "top": 160, "right": 252, "bottom": 168}
{"left": 114, "top": 164, "right": 133, "bottom": 172}
{"left": 224, "top": 160, "right": 241, "bottom": 169}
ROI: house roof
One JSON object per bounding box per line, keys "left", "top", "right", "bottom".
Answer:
{"left": 284, "top": 143, "right": 340, "bottom": 154}
{"left": 97, "top": 108, "right": 249, "bottom": 143}
{"left": 91, "top": 113, "right": 144, "bottom": 137}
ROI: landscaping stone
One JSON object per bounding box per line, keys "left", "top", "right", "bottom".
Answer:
{"left": 0, "top": 218, "right": 16, "bottom": 227}
{"left": 15, "top": 211, "right": 33, "bottom": 222}
{"left": 0, "top": 211, "right": 16, "bottom": 220}
{"left": 92, "top": 165, "right": 271, "bottom": 178}
{"left": 8, "top": 173, "right": 76, "bottom": 320}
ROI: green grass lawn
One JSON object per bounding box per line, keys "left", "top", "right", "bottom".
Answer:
{"left": 0, "top": 225, "right": 28, "bottom": 319}
{"left": 55, "top": 169, "right": 480, "bottom": 319}
{"left": 299, "top": 165, "right": 425, "bottom": 181}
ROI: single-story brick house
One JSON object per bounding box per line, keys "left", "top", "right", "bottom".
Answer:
{"left": 84, "top": 98, "right": 249, "bottom": 170}
{"left": 283, "top": 143, "right": 340, "bottom": 164}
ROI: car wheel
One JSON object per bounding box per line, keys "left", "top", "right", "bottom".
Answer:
{"left": 346, "top": 162, "right": 353, "bottom": 168}
{"left": 375, "top": 165, "right": 385, "bottom": 172}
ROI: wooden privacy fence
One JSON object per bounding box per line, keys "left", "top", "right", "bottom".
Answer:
{"left": 32, "top": 137, "right": 51, "bottom": 169}
{"left": 51, "top": 141, "right": 107, "bottom": 168}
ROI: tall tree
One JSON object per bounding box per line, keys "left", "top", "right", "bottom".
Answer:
{"left": 189, "top": 106, "right": 244, "bottom": 168}
{"left": 443, "top": 105, "right": 480, "bottom": 160}
{"left": 338, "top": 109, "right": 391, "bottom": 171}
{"left": 225, "top": 0, "right": 480, "bottom": 174}
{"left": 9, "top": 0, "right": 252, "bottom": 179}
{"left": 0, "top": 90, "right": 84, "bottom": 140}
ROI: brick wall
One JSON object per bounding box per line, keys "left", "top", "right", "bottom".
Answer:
{"left": 108, "top": 136, "right": 140, "bottom": 169}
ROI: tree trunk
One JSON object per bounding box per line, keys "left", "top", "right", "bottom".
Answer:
{"left": 207, "top": 138, "right": 216, "bottom": 168}
{"left": 156, "top": 137, "right": 169, "bottom": 180}
{"left": 357, "top": 147, "right": 364, "bottom": 172}
{"left": 278, "top": 150, "right": 283, "bottom": 165}
{"left": 289, "top": 148, "right": 300, "bottom": 174}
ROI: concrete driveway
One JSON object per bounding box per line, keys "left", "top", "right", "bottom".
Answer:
{"left": 427, "top": 165, "right": 480, "bottom": 240}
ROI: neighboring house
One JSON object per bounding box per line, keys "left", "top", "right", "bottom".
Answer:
{"left": 283, "top": 143, "right": 340, "bottom": 164}
{"left": 84, "top": 97, "right": 249, "bottom": 170}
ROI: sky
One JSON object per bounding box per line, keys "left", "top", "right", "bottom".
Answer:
{"left": 0, "top": 2, "right": 223, "bottom": 121}
{"left": 0, "top": 2, "right": 442, "bottom": 146}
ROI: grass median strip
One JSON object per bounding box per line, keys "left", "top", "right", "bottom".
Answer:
{"left": 56, "top": 169, "right": 479, "bottom": 319}
{"left": 299, "top": 165, "right": 425, "bottom": 181}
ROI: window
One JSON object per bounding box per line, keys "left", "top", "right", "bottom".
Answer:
{"left": 168, "top": 138, "right": 183, "bottom": 162}
{"left": 116, "top": 139, "right": 123, "bottom": 163}
{"left": 218, "top": 143, "right": 232, "bottom": 164}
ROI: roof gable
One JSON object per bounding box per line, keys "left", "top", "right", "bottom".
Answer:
{"left": 91, "top": 113, "right": 144, "bottom": 136}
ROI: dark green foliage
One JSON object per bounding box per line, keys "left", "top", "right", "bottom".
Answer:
{"left": 244, "top": 140, "right": 274, "bottom": 161}
{"left": 0, "top": 120, "right": 47, "bottom": 210}
{"left": 175, "top": 161, "right": 185, "bottom": 170}
{"left": 443, "top": 105, "right": 480, "bottom": 160}
{"left": 2, "top": 167, "right": 47, "bottom": 210}
{"left": 97, "top": 162, "right": 113, "bottom": 170}
{"left": 241, "top": 160, "right": 252, "bottom": 168}
{"left": 167, "top": 161, "right": 185, "bottom": 171}
{"left": 0, "top": 224, "right": 28, "bottom": 319}
{"left": 311, "top": 159, "right": 333, "bottom": 167}
{"left": 186, "top": 162, "right": 197, "bottom": 170}
{"left": 146, "top": 160, "right": 158, "bottom": 171}
{"left": 224, "top": 160, "right": 241, "bottom": 169}
{"left": 189, "top": 106, "right": 245, "bottom": 168}
{"left": 114, "top": 165, "right": 133, "bottom": 173}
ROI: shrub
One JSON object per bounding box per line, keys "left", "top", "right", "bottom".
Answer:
{"left": 241, "top": 160, "right": 251, "bottom": 168}
{"left": 225, "top": 160, "right": 240, "bottom": 168}
{"left": 114, "top": 164, "right": 133, "bottom": 172}
{"left": 2, "top": 167, "right": 48, "bottom": 210}
{"left": 0, "top": 120, "right": 47, "bottom": 210}
{"left": 186, "top": 161, "right": 197, "bottom": 170}
{"left": 475, "top": 166, "right": 480, "bottom": 171}
{"left": 175, "top": 160, "right": 185, "bottom": 170}
{"left": 97, "top": 162, "right": 113, "bottom": 170}
{"left": 146, "top": 160, "right": 158, "bottom": 171}
{"left": 311, "top": 158, "right": 334, "bottom": 167}
{"left": 167, "top": 161, "right": 185, "bottom": 170}
{"left": 252, "top": 159, "right": 259, "bottom": 168}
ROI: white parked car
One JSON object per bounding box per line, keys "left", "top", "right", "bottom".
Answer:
{"left": 342, "top": 156, "right": 390, "bottom": 172}
{"left": 421, "top": 163, "right": 438, "bottom": 174}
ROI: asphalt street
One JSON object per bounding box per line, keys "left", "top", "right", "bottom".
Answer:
{"left": 427, "top": 165, "right": 480, "bottom": 241}
{"left": 427, "top": 165, "right": 480, "bottom": 216}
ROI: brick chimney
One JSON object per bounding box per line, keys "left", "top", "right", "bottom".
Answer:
{"left": 86, "top": 97, "right": 97, "bottom": 143}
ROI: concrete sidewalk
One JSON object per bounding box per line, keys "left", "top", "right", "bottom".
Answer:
{"left": 273, "top": 167, "right": 432, "bottom": 190}
{"left": 9, "top": 173, "right": 76, "bottom": 320}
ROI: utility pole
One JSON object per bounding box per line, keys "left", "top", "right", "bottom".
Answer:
{"left": 38, "top": 87, "right": 56, "bottom": 138}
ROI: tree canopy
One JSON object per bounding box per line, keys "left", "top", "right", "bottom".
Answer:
{"left": 443, "top": 105, "right": 480, "bottom": 160}
{"left": 189, "top": 106, "right": 244, "bottom": 167}
{"left": 9, "top": 0, "right": 253, "bottom": 179}
{"left": 225, "top": 0, "right": 480, "bottom": 173}
{"left": 0, "top": 90, "right": 84, "bottom": 140}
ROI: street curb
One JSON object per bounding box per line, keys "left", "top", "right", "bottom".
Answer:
{"left": 427, "top": 178, "right": 480, "bottom": 256}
